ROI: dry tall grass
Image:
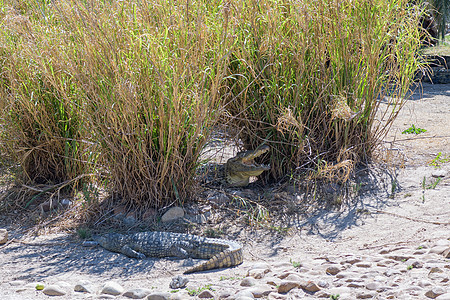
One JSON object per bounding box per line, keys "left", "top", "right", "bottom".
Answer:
{"left": 0, "top": 0, "right": 425, "bottom": 211}
{"left": 223, "top": 0, "right": 424, "bottom": 182}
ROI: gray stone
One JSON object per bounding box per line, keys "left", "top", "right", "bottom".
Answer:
{"left": 234, "top": 290, "right": 255, "bottom": 299}
{"left": 301, "top": 281, "right": 320, "bottom": 292}
{"left": 74, "top": 281, "right": 95, "bottom": 293}
{"left": 432, "top": 169, "right": 448, "bottom": 178}
{"left": 169, "top": 275, "right": 189, "bottom": 289}
{"left": 0, "top": 229, "right": 7, "bottom": 244}
{"left": 9, "top": 280, "right": 26, "bottom": 287}
{"left": 198, "top": 289, "right": 215, "bottom": 298}
{"left": 43, "top": 285, "right": 66, "bottom": 296}
{"left": 246, "top": 285, "right": 275, "bottom": 298}
{"left": 247, "top": 268, "right": 269, "bottom": 279}
{"left": 147, "top": 292, "right": 171, "bottom": 300}
{"left": 123, "top": 288, "right": 153, "bottom": 299}
{"left": 425, "top": 287, "right": 446, "bottom": 299}
{"left": 357, "top": 291, "right": 377, "bottom": 299}
{"left": 277, "top": 281, "right": 300, "bottom": 294}
{"left": 326, "top": 266, "right": 341, "bottom": 275}
{"left": 101, "top": 281, "right": 124, "bottom": 295}
{"left": 355, "top": 262, "right": 372, "bottom": 268}
{"left": 161, "top": 207, "right": 184, "bottom": 223}
{"left": 365, "top": 282, "right": 380, "bottom": 291}
{"left": 240, "top": 277, "right": 257, "bottom": 287}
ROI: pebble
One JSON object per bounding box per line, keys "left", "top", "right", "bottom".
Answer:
{"left": 123, "top": 288, "right": 153, "bottom": 299}
{"left": 240, "top": 277, "right": 257, "bottom": 287}
{"left": 101, "top": 281, "right": 124, "bottom": 295}
{"left": 147, "top": 292, "right": 171, "bottom": 300}
{"left": 169, "top": 275, "right": 189, "bottom": 289}
{"left": 197, "top": 289, "right": 215, "bottom": 298}
{"left": 326, "top": 266, "right": 341, "bottom": 275}
{"left": 42, "top": 285, "right": 66, "bottom": 296}
{"left": 277, "top": 281, "right": 300, "bottom": 293}
{"left": 0, "top": 228, "right": 7, "bottom": 244}
{"left": 160, "top": 207, "right": 184, "bottom": 223}
{"left": 425, "top": 287, "right": 446, "bottom": 299}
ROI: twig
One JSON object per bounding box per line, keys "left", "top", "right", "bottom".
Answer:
{"left": 372, "top": 210, "right": 450, "bottom": 225}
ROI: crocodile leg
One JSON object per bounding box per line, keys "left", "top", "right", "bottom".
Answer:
{"left": 120, "top": 245, "right": 146, "bottom": 259}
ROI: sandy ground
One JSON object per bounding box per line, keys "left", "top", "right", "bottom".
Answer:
{"left": 0, "top": 83, "right": 449, "bottom": 299}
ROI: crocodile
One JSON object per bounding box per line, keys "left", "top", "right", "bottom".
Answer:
{"left": 225, "top": 144, "right": 271, "bottom": 187}
{"left": 93, "top": 232, "right": 243, "bottom": 274}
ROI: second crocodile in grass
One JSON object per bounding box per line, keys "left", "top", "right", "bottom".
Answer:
{"left": 93, "top": 232, "right": 243, "bottom": 274}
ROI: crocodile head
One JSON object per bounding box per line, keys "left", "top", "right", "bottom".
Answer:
{"left": 225, "top": 144, "right": 271, "bottom": 187}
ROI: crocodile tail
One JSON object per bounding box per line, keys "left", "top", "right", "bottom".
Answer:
{"left": 183, "top": 249, "right": 243, "bottom": 274}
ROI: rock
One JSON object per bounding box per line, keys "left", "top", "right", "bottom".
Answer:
{"left": 97, "top": 295, "right": 117, "bottom": 299}
{"left": 384, "top": 268, "right": 402, "bottom": 277}
{"left": 326, "top": 266, "right": 341, "bottom": 275}
{"left": 147, "top": 292, "right": 172, "bottom": 300}
{"left": 60, "top": 198, "right": 72, "bottom": 207}
{"left": 101, "top": 281, "right": 124, "bottom": 295}
{"left": 113, "top": 206, "right": 127, "bottom": 219}
{"left": 425, "top": 287, "right": 446, "bottom": 299}
{"left": 218, "top": 290, "right": 232, "bottom": 299}
{"left": 234, "top": 290, "right": 255, "bottom": 299}
{"left": 247, "top": 268, "right": 270, "bottom": 279}
{"left": 123, "top": 211, "right": 137, "bottom": 226}
{"left": 123, "top": 288, "right": 153, "bottom": 299}
{"left": 317, "top": 280, "right": 329, "bottom": 288}
{"left": 411, "top": 260, "right": 424, "bottom": 268}
{"left": 207, "top": 192, "right": 230, "bottom": 206}
{"left": 42, "top": 285, "right": 66, "bottom": 296}
{"left": 240, "top": 277, "right": 257, "bottom": 287}
{"left": 74, "top": 281, "right": 95, "bottom": 293}
{"left": 169, "top": 275, "right": 189, "bottom": 289}
{"left": 285, "top": 274, "right": 303, "bottom": 282}
{"left": 142, "top": 208, "right": 157, "bottom": 220}
{"left": 442, "top": 247, "right": 450, "bottom": 258}
{"left": 246, "top": 285, "right": 275, "bottom": 298}
{"left": 365, "top": 282, "right": 380, "bottom": 291}
{"left": 198, "top": 289, "right": 215, "bottom": 298}
{"left": 357, "top": 291, "right": 377, "bottom": 299}
{"left": 348, "top": 282, "right": 365, "bottom": 288}
{"left": 301, "top": 281, "right": 320, "bottom": 292}
{"left": 161, "top": 207, "right": 184, "bottom": 222}
{"left": 277, "top": 281, "right": 300, "bottom": 294}
{"left": 185, "top": 214, "right": 207, "bottom": 224}
{"left": 41, "top": 198, "right": 59, "bottom": 212}
{"left": 430, "top": 246, "right": 450, "bottom": 255}
{"left": 355, "top": 262, "right": 372, "bottom": 268}
{"left": 9, "top": 280, "right": 26, "bottom": 287}
{"left": 432, "top": 169, "right": 448, "bottom": 178}
{"left": 0, "top": 229, "right": 8, "bottom": 244}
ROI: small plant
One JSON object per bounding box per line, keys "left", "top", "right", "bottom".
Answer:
{"left": 402, "top": 124, "right": 427, "bottom": 135}
{"left": 290, "top": 259, "right": 302, "bottom": 268}
{"left": 219, "top": 276, "right": 242, "bottom": 281}
{"left": 35, "top": 284, "right": 44, "bottom": 290}
{"left": 407, "top": 265, "right": 413, "bottom": 270}
{"left": 77, "top": 228, "right": 91, "bottom": 240}
{"left": 186, "top": 284, "right": 214, "bottom": 296}
{"left": 428, "top": 152, "right": 450, "bottom": 168}
{"left": 417, "top": 246, "right": 423, "bottom": 250}
{"left": 427, "top": 177, "right": 442, "bottom": 189}
{"left": 330, "top": 294, "right": 340, "bottom": 300}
